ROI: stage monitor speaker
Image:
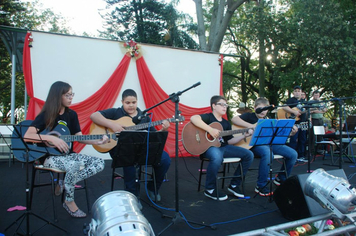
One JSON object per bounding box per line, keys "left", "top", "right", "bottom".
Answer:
{"left": 274, "top": 169, "right": 347, "bottom": 220}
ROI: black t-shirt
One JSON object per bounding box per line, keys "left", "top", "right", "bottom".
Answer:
{"left": 31, "top": 109, "right": 81, "bottom": 135}
{"left": 98, "top": 106, "right": 157, "bottom": 157}
{"left": 286, "top": 97, "right": 306, "bottom": 123}
{"left": 30, "top": 109, "right": 81, "bottom": 161}
{"left": 239, "top": 112, "right": 259, "bottom": 124}
{"left": 199, "top": 113, "right": 232, "bottom": 147}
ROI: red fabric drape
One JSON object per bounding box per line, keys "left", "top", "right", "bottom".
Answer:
{"left": 136, "top": 56, "right": 212, "bottom": 157}
{"left": 23, "top": 32, "right": 131, "bottom": 152}
{"left": 220, "top": 54, "right": 228, "bottom": 120}
{"left": 23, "top": 33, "right": 45, "bottom": 118}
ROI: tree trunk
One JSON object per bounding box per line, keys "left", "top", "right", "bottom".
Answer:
{"left": 258, "top": 0, "right": 265, "bottom": 96}
{"left": 194, "top": 0, "right": 248, "bottom": 52}
{"left": 194, "top": 0, "right": 207, "bottom": 50}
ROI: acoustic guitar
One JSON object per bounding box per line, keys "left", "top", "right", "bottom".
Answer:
{"left": 181, "top": 122, "right": 252, "bottom": 155}
{"left": 90, "top": 116, "right": 185, "bottom": 153}
{"left": 277, "top": 107, "right": 318, "bottom": 121}
{"left": 11, "top": 120, "right": 114, "bottom": 162}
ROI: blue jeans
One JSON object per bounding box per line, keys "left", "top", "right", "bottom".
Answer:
{"left": 288, "top": 129, "right": 307, "bottom": 158}
{"left": 204, "top": 145, "right": 254, "bottom": 190}
{"left": 251, "top": 145, "right": 297, "bottom": 188}
{"left": 123, "top": 151, "right": 171, "bottom": 196}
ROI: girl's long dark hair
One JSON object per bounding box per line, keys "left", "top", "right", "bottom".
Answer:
{"left": 40, "top": 81, "right": 71, "bottom": 130}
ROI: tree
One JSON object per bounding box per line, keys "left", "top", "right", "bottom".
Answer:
{"left": 0, "top": 0, "right": 70, "bottom": 123}
{"left": 221, "top": 0, "right": 356, "bottom": 115}
{"left": 100, "top": 0, "right": 198, "bottom": 49}
{"left": 193, "top": 0, "right": 249, "bottom": 52}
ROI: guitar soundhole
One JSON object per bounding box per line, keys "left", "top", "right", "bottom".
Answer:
{"left": 206, "top": 133, "right": 215, "bottom": 142}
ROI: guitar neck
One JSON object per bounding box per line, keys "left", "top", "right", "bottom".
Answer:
{"left": 60, "top": 133, "right": 116, "bottom": 143}
{"left": 125, "top": 118, "right": 173, "bottom": 131}
{"left": 220, "top": 128, "right": 251, "bottom": 137}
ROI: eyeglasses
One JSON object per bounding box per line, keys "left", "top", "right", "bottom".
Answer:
{"left": 216, "top": 102, "right": 229, "bottom": 108}
{"left": 64, "top": 93, "right": 75, "bottom": 99}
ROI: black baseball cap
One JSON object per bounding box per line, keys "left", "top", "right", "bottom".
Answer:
{"left": 294, "top": 85, "right": 302, "bottom": 90}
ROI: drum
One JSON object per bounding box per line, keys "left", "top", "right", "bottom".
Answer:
{"left": 89, "top": 191, "right": 154, "bottom": 236}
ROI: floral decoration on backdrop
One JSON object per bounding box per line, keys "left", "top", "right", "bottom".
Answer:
{"left": 123, "top": 40, "right": 141, "bottom": 58}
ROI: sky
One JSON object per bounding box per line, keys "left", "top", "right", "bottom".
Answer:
{"left": 27, "top": 0, "right": 197, "bottom": 37}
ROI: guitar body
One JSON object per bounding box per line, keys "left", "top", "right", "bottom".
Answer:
{"left": 232, "top": 124, "right": 253, "bottom": 150}
{"left": 90, "top": 115, "right": 185, "bottom": 153}
{"left": 277, "top": 107, "right": 318, "bottom": 121}
{"left": 90, "top": 117, "right": 134, "bottom": 153}
{"left": 182, "top": 122, "right": 222, "bottom": 155}
{"left": 277, "top": 107, "right": 300, "bottom": 120}
{"left": 11, "top": 120, "right": 71, "bottom": 162}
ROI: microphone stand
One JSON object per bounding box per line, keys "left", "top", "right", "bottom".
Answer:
{"left": 155, "top": 82, "right": 214, "bottom": 235}
{"left": 329, "top": 97, "right": 356, "bottom": 169}
{"left": 302, "top": 105, "right": 313, "bottom": 173}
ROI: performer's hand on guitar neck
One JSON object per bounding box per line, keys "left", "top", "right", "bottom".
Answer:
{"left": 160, "top": 120, "right": 170, "bottom": 131}
{"left": 244, "top": 128, "right": 254, "bottom": 138}
{"left": 96, "top": 135, "right": 109, "bottom": 145}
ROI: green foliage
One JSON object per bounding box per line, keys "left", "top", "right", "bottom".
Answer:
{"left": 222, "top": 0, "right": 356, "bottom": 115}
{"left": 100, "top": 0, "right": 198, "bottom": 49}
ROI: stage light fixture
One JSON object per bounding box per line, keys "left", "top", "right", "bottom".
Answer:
{"left": 304, "top": 168, "right": 356, "bottom": 217}
{"left": 88, "top": 191, "right": 154, "bottom": 236}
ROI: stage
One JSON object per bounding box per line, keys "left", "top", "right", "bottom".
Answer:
{"left": 1, "top": 153, "right": 356, "bottom": 236}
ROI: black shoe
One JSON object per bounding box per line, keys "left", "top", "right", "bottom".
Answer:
{"left": 255, "top": 186, "right": 273, "bottom": 197}
{"left": 204, "top": 189, "right": 228, "bottom": 201}
{"left": 227, "top": 185, "right": 244, "bottom": 198}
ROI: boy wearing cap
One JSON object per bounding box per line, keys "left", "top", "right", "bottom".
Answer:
{"left": 310, "top": 90, "right": 328, "bottom": 153}
{"left": 282, "top": 86, "right": 307, "bottom": 162}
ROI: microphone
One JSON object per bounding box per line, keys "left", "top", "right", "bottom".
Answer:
{"left": 255, "top": 105, "right": 274, "bottom": 114}
{"left": 132, "top": 113, "right": 148, "bottom": 124}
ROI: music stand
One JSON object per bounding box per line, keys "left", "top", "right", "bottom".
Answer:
{"left": 250, "top": 119, "right": 295, "bottom": 202}
{"left": 5, "top": 121, "right": 67, "bottom": 235}
{"left": 111, "top": 130, "right": 168, "bottom": 199}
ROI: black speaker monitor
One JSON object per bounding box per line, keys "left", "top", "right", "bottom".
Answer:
{"left": 274, "top": 169, "right": 347, "bottom": 220}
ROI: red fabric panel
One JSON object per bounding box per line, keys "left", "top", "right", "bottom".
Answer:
{"left": 136, "top": 57, "right": 211, "bottom": 157}
{"left": 23, "top": 32, "right": 44, "bottom": 119}
{"left": 220, "top": 54, "right": 227, "bottom": 120}
{"left": 23, "top": 34, "right": 131, "bottom": 152}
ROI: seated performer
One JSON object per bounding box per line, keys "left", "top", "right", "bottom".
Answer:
{"left": 90, "top": 89, "right": 171, "bottom": 202}
{"left": 24, "top": 81, "right": 108, "bottom": 218}
{"left": 190, "top": 95, "right": 254, "bottom": 201}
{"left": 231, "top": 97, "right": 298, "bottom": 196}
